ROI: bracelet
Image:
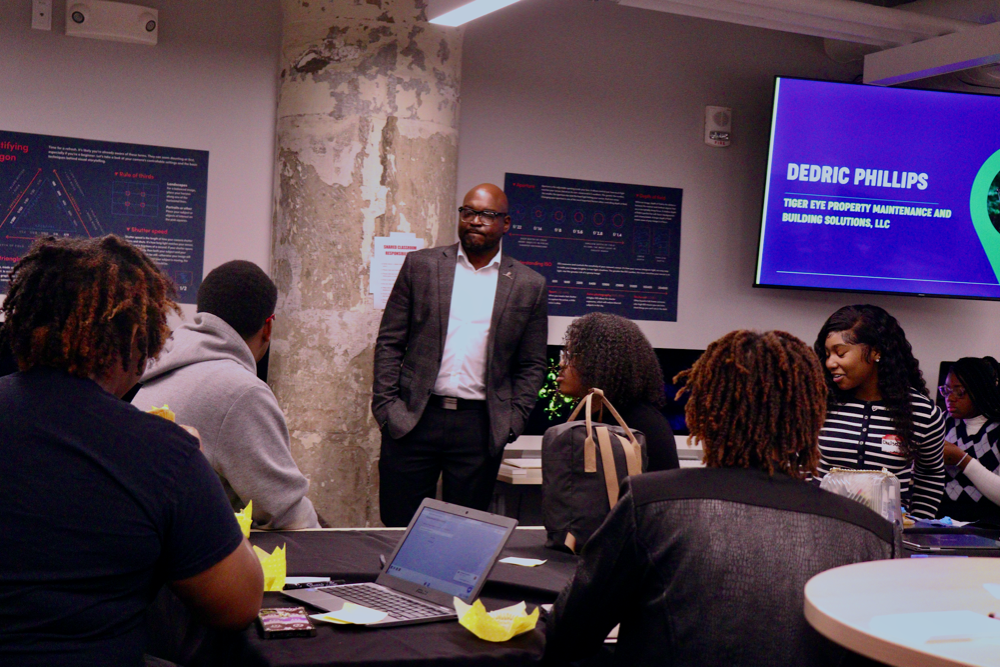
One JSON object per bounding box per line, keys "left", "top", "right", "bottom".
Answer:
{"left": 959, "top": 453, "right": 971, "bottom": 468}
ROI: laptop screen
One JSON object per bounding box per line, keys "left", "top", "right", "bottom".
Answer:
{"left": 385, "top": 507, "right": 510, "bottom": 601}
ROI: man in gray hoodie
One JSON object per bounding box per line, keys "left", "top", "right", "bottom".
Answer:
{"left": 133, "top": 260, "right": 319, "bottom": 530}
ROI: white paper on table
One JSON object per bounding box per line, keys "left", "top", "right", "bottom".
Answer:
{"left": 503, "top": 458, "right": 542, "bottom": 469}
{"left": 499, "top": 557, "right": 547, "bottom": 567}
{"left": 285, "top": 576, "right": 331, "bottom": 585}
{"left": 870, "top": 610, "right": 1000, "bottom": 644}
{"left": 371, "top": 232, "right": 424, "bottom": 309}
{"left": 984, "top": 583, "right": 1000, "bottom": 599}
{"left": 311, "top": 603, "right": 388, "bottom": 625}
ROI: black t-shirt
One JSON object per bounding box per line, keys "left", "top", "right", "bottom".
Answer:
{"left": 609, "top": 401, "right": 680, "bottom": 472}
{"left": 0, "top": 336, "right": 16, "bottom": 378}
{"left": 0, "top": 368, "right": 245, "bottom": 667}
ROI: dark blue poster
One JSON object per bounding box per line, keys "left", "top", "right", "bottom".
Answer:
{"left": 504, "top": 173, "right": 682, "bottom": 321}
{"left": 0, "top": 130, "right": 209, "bottom": 303}
{"left": 756, "top": 77, "right": 1000, "bottom": 299}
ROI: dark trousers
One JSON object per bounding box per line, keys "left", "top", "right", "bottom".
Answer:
{"left": 378, "top": 402, "right": 503, "bottom": 527}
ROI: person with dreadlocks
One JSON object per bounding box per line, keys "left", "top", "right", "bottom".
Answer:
{"left": 814, "top": 304, "right": 945, "bottom": 519}
{"left": 556, "top": 312, "right": 678, "bottom": 471}
{"left": 937, "top": 356, "right": 1000, "bottom": 522}
{"left": 544, "top": 330, "right": 896, "bottom": 667}
{"left": 0, "top": 236, "right": 263, "bottom": 666}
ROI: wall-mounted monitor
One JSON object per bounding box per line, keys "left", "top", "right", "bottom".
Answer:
{"left": 755, "top": 77, "right": 1000, "bottom": 300}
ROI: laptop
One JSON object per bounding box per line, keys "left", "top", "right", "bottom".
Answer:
{"left": 283, "top": 499, "right": 518, "bottom": 627}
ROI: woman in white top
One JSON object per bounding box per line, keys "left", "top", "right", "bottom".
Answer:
{"left": 938, "top": 356, "right": 1000, "bottom": 523}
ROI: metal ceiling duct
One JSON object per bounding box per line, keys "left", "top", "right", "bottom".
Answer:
{"left": 613, "top": 0, "right": 978, "bottom": 47}
{"left": 611, "top": 0, "right": 1000, "bottom": 88}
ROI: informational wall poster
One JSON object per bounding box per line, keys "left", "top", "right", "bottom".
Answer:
{"left": 504, "top": 173, "right": 682, "bottom": 321}
{"left": 371, "top": 232, "right": 425, "bottom": 309}
{"left": 0, "top": 130, "right": 209, "bottom": 303}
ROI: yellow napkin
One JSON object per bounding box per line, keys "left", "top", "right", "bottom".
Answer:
{"left": 310, "top": 603, "right": 388, "bottom": 625}
{"left": 253, "top": 544, "right": 286, "bottom": 592}
{"left": 453, "top": 598, "right": 539, "bottom": 642}
{"left": 235, "top": 501, "right": 253, "bottom": 539}
{"left": 147, "top": 405, "right": 175, "bottom": 422}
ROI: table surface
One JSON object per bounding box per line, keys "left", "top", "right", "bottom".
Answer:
{"left": 805, "top": 558, "right": 1000, "bottom": 667}
{"left": 238, "top": 527, "right": 577, "bottom": 667}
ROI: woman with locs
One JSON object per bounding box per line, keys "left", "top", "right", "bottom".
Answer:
{"left": 543, "top": 330, "right": 897, "bottom": 667}
{"left": 814, "top": 304, "right": 946, "bottom": 519}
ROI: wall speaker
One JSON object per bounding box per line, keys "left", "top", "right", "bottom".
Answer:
{"left": 704, "top": 106, "right": 732, "bottom": 148}
{"left": 65, "top": 1, "right": 158, "bottom": 46}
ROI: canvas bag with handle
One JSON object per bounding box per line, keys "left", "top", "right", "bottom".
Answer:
{"left": 541, "top": 389, "right": 646, "bottom": 553}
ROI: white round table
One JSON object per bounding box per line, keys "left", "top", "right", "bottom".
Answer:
{"left": 805, "top": 558, "right": 1000, "bottom": 667}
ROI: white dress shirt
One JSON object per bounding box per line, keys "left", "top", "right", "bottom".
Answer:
{"left": 432, "top": 244, "right": 501, "bottom": 400}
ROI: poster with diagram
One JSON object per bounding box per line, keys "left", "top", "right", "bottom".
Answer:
{"left": 504, "top": 173, "right": 682, "bottom": 321}
{"left": 0, "top": 130, "right": 208, "bottom": 303}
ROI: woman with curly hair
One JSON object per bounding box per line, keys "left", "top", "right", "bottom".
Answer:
{"left": 556, "top": 312, "right": 678, "bottom": 471}
{"left": 815, "top": 304, "right": 945, "bottom": 519}
{"left": 0, "top": 235, "right": 262, "bottom": 665}
{"left": 545, "top": 330, "right": 896, "bottom": 667}
{"left": 938, "top": 356, "right": 1000, "bottom": 522}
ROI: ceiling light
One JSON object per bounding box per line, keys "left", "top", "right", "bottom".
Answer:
{"left": 429, "top": 0, "right": 525, "bottom": 27}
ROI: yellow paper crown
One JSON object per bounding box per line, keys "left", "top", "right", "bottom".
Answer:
{"left": 453, "top": 598, "right": 538, "bottom": 642}
{"left": 253, "top": 544, "right": 286, "bottom": 592}
{"left": 147, "top": 405, "right": 175, "bottom": 422}
{"left": 235, "top": 501, "right": 253, "bottom": 539}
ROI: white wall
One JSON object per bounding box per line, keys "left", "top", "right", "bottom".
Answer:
{"left": 457, "top": 0, "right": 1000, "bottom": 383}
{"left": 0, "top": 0, "right": 281, "bottom": 317}
{"left": 4, "top": 0, "right": 999, "bottom": 384}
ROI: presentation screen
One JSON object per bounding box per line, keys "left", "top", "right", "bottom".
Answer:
{"left": 755, "top": 77, "right": 1000, "bottom": 300}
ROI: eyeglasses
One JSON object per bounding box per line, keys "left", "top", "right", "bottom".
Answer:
{"left": 265, "top": 314, "right": 276, "bottom": 324}
{"left": 458, "top": 206, "right": 507, "bottom": 223}
{"left": 938, "top": 385, "right": 967, "bottom": 399}
{"left": 559, "top": 350, "right": 572, "bottom": 367}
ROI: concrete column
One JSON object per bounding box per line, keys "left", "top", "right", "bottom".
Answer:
{"left": 270, "top": 0, "right": 462, "bottom": 526}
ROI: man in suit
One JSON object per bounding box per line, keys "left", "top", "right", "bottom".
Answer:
{"left": 372, "top": 183, "right": 548, "bottom": 526}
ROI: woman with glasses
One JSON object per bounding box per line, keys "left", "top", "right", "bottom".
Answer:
{"left": 815, "top": 305, "right": 945, "bottom": 519}
{"left": 555, "top": 312, "right": 679, "bottom": 471}
{"left": 937, "top": 357, "right": 1000, "bottom": 522}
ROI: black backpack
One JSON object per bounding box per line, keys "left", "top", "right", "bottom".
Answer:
{"left": 542, "top": 389, "right": 646, "bottom": 553}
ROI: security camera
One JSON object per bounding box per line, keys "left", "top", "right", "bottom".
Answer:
{"left": 139, "top": 11, "right": 156, "bottom": 32}
{"left": 68, "top": 3, "right": 87, "bottom": 23}
{"left": 65, "top": 1, "right": 158, "bottom": 46}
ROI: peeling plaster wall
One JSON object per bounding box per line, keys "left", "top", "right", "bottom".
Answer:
{"left": 272, "top": 0, "right": 461, "bottom": 526}
{"left": 458, "top": 0, "right": 1000, "bottom": 385}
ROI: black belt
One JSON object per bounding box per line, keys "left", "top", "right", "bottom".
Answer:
{"left": 429, "top": 394, "right": 487, "bottom": 411}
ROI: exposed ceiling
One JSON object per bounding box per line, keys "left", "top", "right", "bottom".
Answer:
{"left": 423, "top": 0, "right": 1000, "bottom": 90}
{"left": 606, "top": 0, "right": 1000, "bottom": 89}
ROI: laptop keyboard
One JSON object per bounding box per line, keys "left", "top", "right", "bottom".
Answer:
{"left": 321, "top": 583, "right": 451, "bottom": 620}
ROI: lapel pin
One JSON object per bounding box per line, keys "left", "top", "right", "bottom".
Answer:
{"left": 503, "top": 271, "right": 513, "bottom": 279}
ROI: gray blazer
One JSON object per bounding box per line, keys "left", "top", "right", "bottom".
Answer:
{"left": 372, "top": 243, "right": 549, "bottom": 456}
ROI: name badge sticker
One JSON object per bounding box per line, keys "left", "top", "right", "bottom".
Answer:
{"left": 880, "top": 434, "right": 904, "bottom": 455}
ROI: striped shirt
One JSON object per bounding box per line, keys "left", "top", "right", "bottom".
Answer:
{"left": 818, "top": 390, "right": 946, "bottom": 519}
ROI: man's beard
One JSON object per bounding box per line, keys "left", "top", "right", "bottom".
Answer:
{"left": 460, "top": 232, "right": 497, "bottom": 254}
